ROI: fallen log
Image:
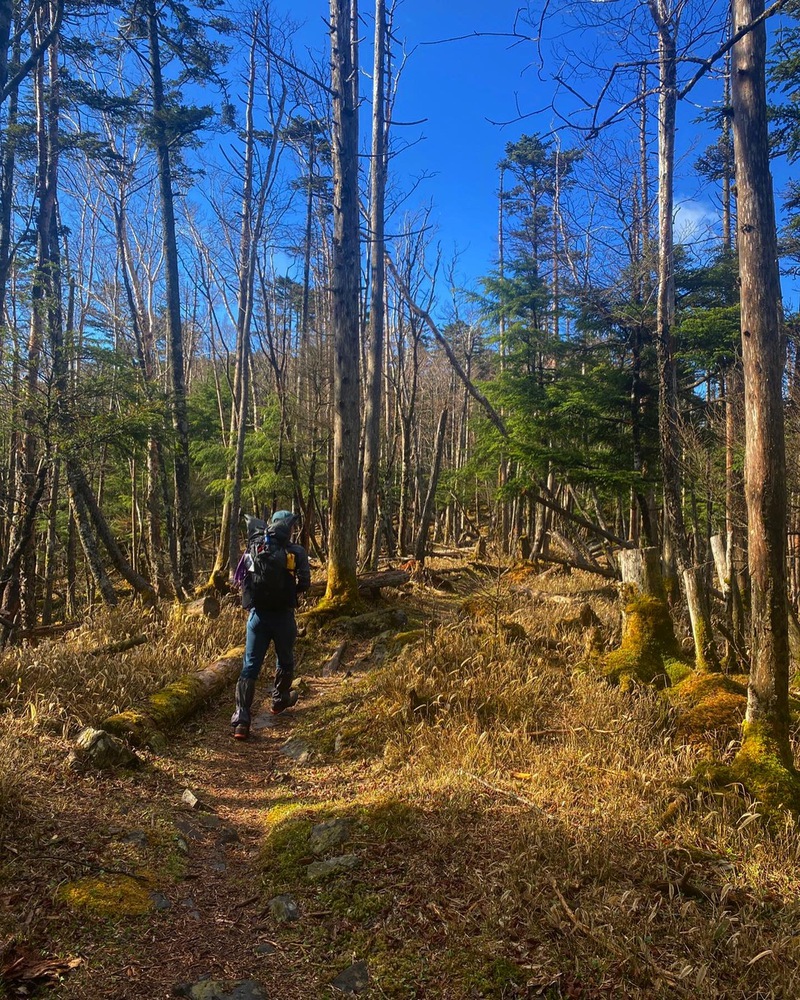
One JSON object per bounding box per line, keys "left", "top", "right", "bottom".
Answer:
{"left": 531, "top": 552, "right": 619, "bottom": 580}
{"left": 101, "top": 646, "right": 244, "bottom": 748}
{"left": 307, "top": 569, "right": 410, "bottom": 598}
{"left": 17, "top": 621, "right": 82, "bottom": 642}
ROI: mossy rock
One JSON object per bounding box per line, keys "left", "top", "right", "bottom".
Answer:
{"left": 259, "top": 798, "right": 419, "bottom": 894}
{"left": 58, "top": 873, "right": 156, "bottom": 917}
{"left": 388, "top": 629, "right": 424, "bottom": 651}
{"left": 342, "top": 607, "right": 409, "bottom": 638}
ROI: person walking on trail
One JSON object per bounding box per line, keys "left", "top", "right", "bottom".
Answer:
{"left": 231, "top": 510, "right": 311, "bottom": 740}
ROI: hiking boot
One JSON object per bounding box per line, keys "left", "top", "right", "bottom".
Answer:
{"left": 233, "top": 723, "right": 250, "bottom": 740}
{"left": 270, "top": 689, "right": 299, "bottom": 715}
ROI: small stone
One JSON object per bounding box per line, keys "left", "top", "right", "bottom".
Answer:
{"left": 334, "top": 734, "right": 345, "bottom": 754}
{"left": 197, "top": 814, "right": 223, "bottom": 830}
{"left": 210, "top": 860, "right": 227, "bottom": 873}
{"left": 309, "top": 818, "right": 351, "bottom": 856}
{"left": 73, "top": 727, "right": 142, "bottom": 771}
{"left": 291, "top": 677, "right": 310, "bottom": 695}
{"left": 175, "top": 837, "right": 189, "bottom": 854}
{"left": 175, "top": 819, "right": 204, "bottom": 841}
{"left": 218, "top": 826, "right": 240, "bottom": 844}
{"left": 254, "top": 942, "right": 276, "bottom": 955}
{"left": 268, "top": 894, "right": 300, "bottom": 923}
{"left": 182, "top": 789, "right": 200, "bottom": 809}
{"left": 306, "top": 854, "right": 360, "bottom": 881}
{"left": 121, "top": 830, "right": 149, "bottom": 848}
{"left": 280, "top": 738, "right": 312, "bottom": 763}
{"left": 331, "top": 961, "right": 370, "bottom": 994}
{"left": 150, "top": 892, "right": 171, "bottom": 911}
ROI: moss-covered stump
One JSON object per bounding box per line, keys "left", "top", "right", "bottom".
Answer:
{"left": 601, "top": 590, "right": 686, "bottom": 688}
{"left": 728, "top": 721, "right": 800, "bottom": 816}
{"left": 102, "top": 646, "right": 244, "bottom": 748}
{"left": 668, "top": 671, "right": 747, "bottom": 744}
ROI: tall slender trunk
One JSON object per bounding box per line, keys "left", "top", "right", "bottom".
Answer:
{"left": 414, "top": 408, "right": 448, "bottom": 563}
{"left": 731, "top": 0, "right": 792, "bottom": 768}
{"left": 227, "top": 16, "right": 261, "bottom": 581}
{"left": 325, "top": 0, "right": 361, "bottom": 603}
{"left": 147, "top": 0, "right": 192, "bottom": 593}
{"left": 649, "top": 0, "right": 718, "bottom": 669}
{"left": 359, "top": 0, "right": 387, "bottom": 570}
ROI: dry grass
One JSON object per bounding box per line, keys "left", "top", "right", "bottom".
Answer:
{"left": 292, "top": 566, "right": 800, "bottom": 998}
{"left": 4, "top": 566, "right": 800, "bottom": 998}
{"left": 0, "top": 600, "right": 245, "bottom": 832}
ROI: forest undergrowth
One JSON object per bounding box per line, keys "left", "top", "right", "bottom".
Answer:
{"left": 1, "top": 563, "right": 800, "bottom": 998}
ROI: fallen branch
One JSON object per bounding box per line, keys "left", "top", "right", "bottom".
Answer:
{"left": 459, "top": 769, "right": 554, "bottom": 818}
{"left": 532, "top": 551, "right": 619, "bottom": 579}
{"left": 88, "top": 634, "right": 147, "bottom": 657}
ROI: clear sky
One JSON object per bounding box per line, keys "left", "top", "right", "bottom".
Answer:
{"left": 280, "top": 1, "right": 798, "bottom": 307}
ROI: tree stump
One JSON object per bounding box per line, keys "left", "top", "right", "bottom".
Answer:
{"left": 603, "top": 547, "right": 684, "bottom": 688}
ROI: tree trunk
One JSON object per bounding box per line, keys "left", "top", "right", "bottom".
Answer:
{"left": 649, "top": 0, "right": 718, "bottom": 670}
{"left": 414, "top": 408, "right": 448, "bottom": 563}
{"left": 359, "top": 0, "right": 387, "bottom": 570}
{"left": 325, "top": 0, "right": 362, "bottom": 605}
{"left": 147, "top": 0, "right": 192, "bottom": 593}
{"left": 730, "top": 0, "right": 795, "bottom": 795}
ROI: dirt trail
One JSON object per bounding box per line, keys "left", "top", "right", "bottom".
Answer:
{"left": 55, "top": 673, "right": 346, "bottom": 1000}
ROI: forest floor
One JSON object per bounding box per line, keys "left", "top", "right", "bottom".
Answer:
{"left": 3, "top": 559, "right": 800, "bottom": 999}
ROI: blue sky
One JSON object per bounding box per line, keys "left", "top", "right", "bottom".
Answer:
{"left": 279, "top": 1, "right": 798, "bottom": 308}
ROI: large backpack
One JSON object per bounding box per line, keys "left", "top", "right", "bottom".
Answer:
{"left": 249, "top": 534, "right": 297, "bottom": 611}
{"left": 237, "top": 513, "right": 299, "bottom": 612}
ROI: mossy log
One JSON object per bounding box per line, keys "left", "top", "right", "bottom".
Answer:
{"left": 102, "top": 646, "right": 244, "bottom": 748}
{"left": 306, "top": 569, "right": 410, "bottom": 599}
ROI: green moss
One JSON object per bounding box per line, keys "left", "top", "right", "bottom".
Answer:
{"left": 389, "top": 629, "right": 424, "bottom": 650}
{"left": 730, "top": 720, "right": 800, "bottom": 816}
{"left": 601, "top": 592, "right": 686, "bottom": 688}
{"left": 259, "top": 798, "right": 420, "bottom": 895}
{"left": 664, "top": 658, "right": 693, "bottom": 686}
{"left": 316, "top": 881, "right": 386, "bottom": 921}
{"left": 148, "top": 676, "right": 205, "bottom": 723}
{"left": 58, "top": 874, "right": 154, "bottom": 917}
{"left": 669, "top": 672, "right": 747, "bottom": 742}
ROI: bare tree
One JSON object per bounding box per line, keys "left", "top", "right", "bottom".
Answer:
{"left": 324, "top": 0, "right": 361, "bottom": 605}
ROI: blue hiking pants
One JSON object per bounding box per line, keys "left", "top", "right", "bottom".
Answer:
{"left": 231, "top": 608, "right": 297, "bottom": 724}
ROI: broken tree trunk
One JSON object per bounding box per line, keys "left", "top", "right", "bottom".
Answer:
{"left": 603, "top": 547, "right": 684, "bottom": 688}
{"left": 102, "top": 646, "right": 244, "bottom": 748}
{"left": 181, "top": 595, "right": 221, "bottom": 620}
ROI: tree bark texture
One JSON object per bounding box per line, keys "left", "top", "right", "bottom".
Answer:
{"left": 731, "top": 0, "right": 791, "bottom": 758}
{"left": 325, "top": 0, "right": 361, "bottom": 603}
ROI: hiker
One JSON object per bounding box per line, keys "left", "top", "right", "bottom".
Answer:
{"left": 230, "top": 510, "right": 311, "bottom": 740}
